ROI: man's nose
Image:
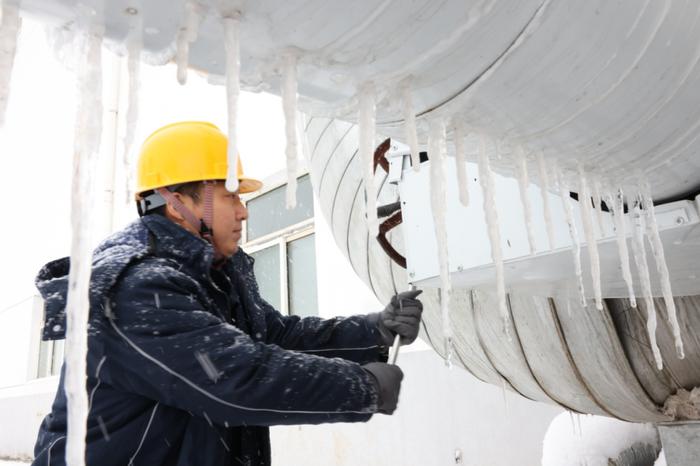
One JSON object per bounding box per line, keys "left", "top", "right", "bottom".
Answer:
{"left": 238, "top": 203, "right": 249, "bottom": 221}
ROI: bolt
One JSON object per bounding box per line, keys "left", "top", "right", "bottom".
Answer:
{"left": 675, "top": 216, "right": 686, "bottom": 225}
{"left": 125, "top": 7, "right": 139, "bottom": 15}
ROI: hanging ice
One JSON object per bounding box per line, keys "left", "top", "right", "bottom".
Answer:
{"left": 607, "top": 189, "right": 637, "bottom": 308}
{"left": 281, "top": 53, "right": 298, "bottom": 209}
{"left": 123, "top": 14, "right": 142, "bottom": 204}
{"left": 516, "top": 146, "right": 536, "bottom": 254}
{"left": 592, "top": 179, "right": 605, "bottom": 238}
{"left": 223, "top": 15, "right": 240, "bottom": 193}
{"left": 577, "top": 166, "right": 603, "bottom": 310}
{"left": 401, "top": 80, "right": 421, "bottom": 172}
{"left": 630, "top": 196, "right": 663, "bottom": 370}
{"left": 452, "top": 119, "right": 469, "bottom": 207}
{"left": 358, "top": 82, "right": 378, "bottom": 237}
{"left": 477, "top": 134, "right": 510, "bottom": 338}
{"left": 65, "top": 21, "right": 104, "bottom": 466}
{"left": 0, "top": 1, "right": 21, "bottom": 127}
{"left": 536, "top": 152, "right": 556, "bottom": 250}
{"left": 428, "top": 119, "right": 453, "bottom": 365}
{"left": 176, "top": 0, "right": 201, "bottom": 85}
{"left": 642, "top": 185, "right": 684, "bottom": 359}
{"left": 555, "top": 164, "right": 586, "bottom": 308}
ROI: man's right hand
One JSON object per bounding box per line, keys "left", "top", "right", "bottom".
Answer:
{"left": 362, "top": 362, "right": 404, "bottom": 414}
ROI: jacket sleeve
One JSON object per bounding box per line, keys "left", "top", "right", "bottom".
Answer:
{"left": 96, "top": 260, "right": 379, "bottom": 428}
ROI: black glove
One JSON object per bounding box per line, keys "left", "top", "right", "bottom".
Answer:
{"left": 362, "top": 362, "right": 404, "bottom": 414}
{"left": 369, "top": 289, "right": 423, "bottom": 346}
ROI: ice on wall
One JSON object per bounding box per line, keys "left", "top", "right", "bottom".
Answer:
{"left": 358, "top": 82, "right": 378, "bottom": 237}
{"left": 452, "top": 118, "right": 469, "bottom": 207}
{"left": 401, "top": 80, "right": 421, "bottom": 172}
{"left": 577, "top": 166, "right": 603, "bottom": 310}
{"left": 282, "top": 52, "right": 298, "bottom": 209}
{"left": 536, "top": 152, "right": 556, "bottom": 250}
{"left": 630, "top": 196, "right": 663, "bottom": 370}
{"left": 223, "top": 15, "right": 240, "bottom": 193}
{"left": 516, "top": 146, "right": 536, "bottom": 254}
{"left": 555, "top": 164, "right": 586, "bottom": 307}
{"left": 65, "top": 17, "right": 104, "bottom": 466}
{"left": 0, "top": 1, "right": 21, "bottom": 127}
{"left": 477, "top": 134, "right": 510, "bottom": 338}
{"left": 428, "top": 119, "right": 453, "bottom": 365}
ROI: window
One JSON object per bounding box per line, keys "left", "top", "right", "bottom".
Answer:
{"left": 37, "top": 338, "right": 64, "bottom": 379}
{"left": 244, "top": 174, "right": 318, "bottom": 316}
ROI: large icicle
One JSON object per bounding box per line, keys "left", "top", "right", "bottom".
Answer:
{"left": 0, "top": 1, "right": 21, "bottom": 127}
{"left": 175, "top": 0, "right": 201, "bottom": 85}
{"left": 536, "top": 152, "right": 556, "bottom": 250}
{"left": 428, "top": 119, "right": 453, "bottom": 365}
{"left": 401, "top": 80, "right": 421, "bottom": 172}
{"left": 555, "top": 164, "right": 586, "bottom": 307}
{"left": 630, "top": 196, "right": 663, "bottom": 370}
{"left": 65, "top": 22, "right": 104, "bottom": 466}
{"left": 358, "top": 82, "right": 379, "bottom": 237}
{"left": 452, "top": 119, "right": 469, "bottom": 206}
{"left": 477, "top": 134, "right": 510, "bottom": 338}
{"left": 592, "top": 179, "right": 605, "bottom": 238}
{"left": 607, "top": 189, "right": 637, "bottom": 308}
{"left": 577, "top": 166, "right": 603, "bottom": 310}
{"left": 516, "top": 146, "right": 536, "bottom": 254}
{"left": 223, "top": 15, "right": 240, "bottom": 193}
{"left": 123, "top": 15, "right": 142, "bottom": 204}
{"left": 281, "top": 53, "right": 298, "bottom": 209}
{"left": 642, "top": 185, "right": 684, "bottom": 359}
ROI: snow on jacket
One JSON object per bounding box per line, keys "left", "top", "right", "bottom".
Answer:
{"left": 32, "top": 214, "right": 385, "bottom": 465}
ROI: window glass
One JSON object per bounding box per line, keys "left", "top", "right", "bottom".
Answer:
{"left": 287, "top": 234, "right": 318, "bottom": 317}
{"left": 246, "top": 175, "right": 314, "bottom": 241}
{"left": 250, "top": 244, "right": 282, "bottom": 310}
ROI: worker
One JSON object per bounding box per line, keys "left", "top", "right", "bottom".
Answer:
{"left": 31, "top": 121, "right": 423, "bottom": 465}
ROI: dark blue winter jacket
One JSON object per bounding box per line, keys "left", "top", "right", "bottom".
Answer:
{"left": 32, "top": 214, "right": 385, "bottom": 465}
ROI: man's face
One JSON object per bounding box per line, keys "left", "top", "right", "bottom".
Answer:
{"left": 172, "top": 181, "right": 249, "bottom": 257}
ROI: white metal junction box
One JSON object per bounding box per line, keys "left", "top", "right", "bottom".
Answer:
{"left": 397, "top": 157, "right": 700, "bottom": 299}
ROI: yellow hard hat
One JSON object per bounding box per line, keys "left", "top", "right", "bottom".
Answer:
{"left": 135, "top": 121, "right": 262, "bottom": 198}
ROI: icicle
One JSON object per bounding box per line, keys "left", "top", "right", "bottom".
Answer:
{"left": 642, "top": 184, "right": 684, "bottom": 359}
{"left": 477, "top": 134, "right": 510, "bottom": 339}
{"left": 452, "top": 119, "right": 469, "bottom": 206}
{"left": 555, "top": 163, "right": 586, "bottom": 308}
{"left": 123, "top": 14, "right": 142, "bottom": 204}
{"left": 65, "top": 20, "right": 103, "bottom": 466}
{"left": 428, "top": 119, "right": 453, "bottom": 365}
{"left": 223, "top": 14, "right": 240, "bottom": 193}
{"left": 358, "top": 82, "right": 379, "bottom": 237}
{"left": 607, "top": 189, "right": 637, "bottom": 308}
{"left": 281, "top": 52, "right": 298, "bottom": 209}
{"left": 0, "top": 1, "right": 21, "bottom": 127}
{"left": 401, "top": 80, "right": 421, "bottom": 172}
{"left": 630, "top": 195, "right": 663, "bottom": 370}
{"left": 592, "top": 179, "right": 605, "bottom": 238}
{"left": 175, "top": 0, "right": 201, "bottom": 85}
{"left": 516, "top": 146, "right": 536, "bottom": 254}
{"left": 577, "top": 166, "right": 603, "bottom": 310}
{"left": 536, "top": 152, "right": 556, "bottom": 250}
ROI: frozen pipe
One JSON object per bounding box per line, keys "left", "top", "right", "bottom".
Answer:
{"left": 281, "top": 53, "right": 298, "bottom": 209}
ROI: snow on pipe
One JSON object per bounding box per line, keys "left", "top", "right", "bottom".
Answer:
{"left": 123, "top": 13, "right": 142, "bottom": 204}
{"left": 577, "top": 166, "right": 603, "bottom": 310}
{"left": 477, "top": 134, "right": 510, "bottom": 339}
{"left": 223, "top": 14, "right": 240, "bottom": 193}
{"left": 401, "top": 79, "right": 421, "bottom": 173}
{"left": 176, "top": 0, "right": 201, "bottom": 85}
{"left": 554, "top": 162, "right": 586, "bottom": 308}
{"left": 358, "top": 82, "right": 379, "bottom": 237}
{"left": 452, "top": 118, "right": 469, "bottom": 207}
{"left": 536, "top": 151, "right": 556, "bottom": 250}
{"left": 281, "top": 52, "right": 298, "bottom": 209}
{"left": 641, "top": 184, "right": 684, "bottom": 359}
{"left": 516, "top": 146, "right": 536, "bottom": 254}
{"left": 0, "top": 1, "right": 21, "bottom": 127}
{"left": 606, "top": 189, "right": 637, "bottom": 308}
{"left": 630, "top": 195, "right": 663, "bottom": 370}
{"left": 65, "top": 19, "right": 104, "bottom": 466}
{"left": 428, "top": 118, "right": 453, "bottom": 366}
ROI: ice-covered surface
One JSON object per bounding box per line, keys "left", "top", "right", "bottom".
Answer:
{"left": 0, "top": 1, "right": 21, "bottom": 127}
{"left": 541, "top": 412, "right": 660, "bottom": 466}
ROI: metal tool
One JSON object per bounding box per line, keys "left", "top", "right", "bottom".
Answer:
{"left": 388, "top": 284, "right": 417, "bottom": 365}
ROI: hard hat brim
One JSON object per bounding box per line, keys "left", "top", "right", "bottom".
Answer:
{"left": 238, "top": 177, "right": 263, "bottom": 194}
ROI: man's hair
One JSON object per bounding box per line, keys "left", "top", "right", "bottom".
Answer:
{"left": 144, "top": 181, "right": 204, "bottom": 216}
